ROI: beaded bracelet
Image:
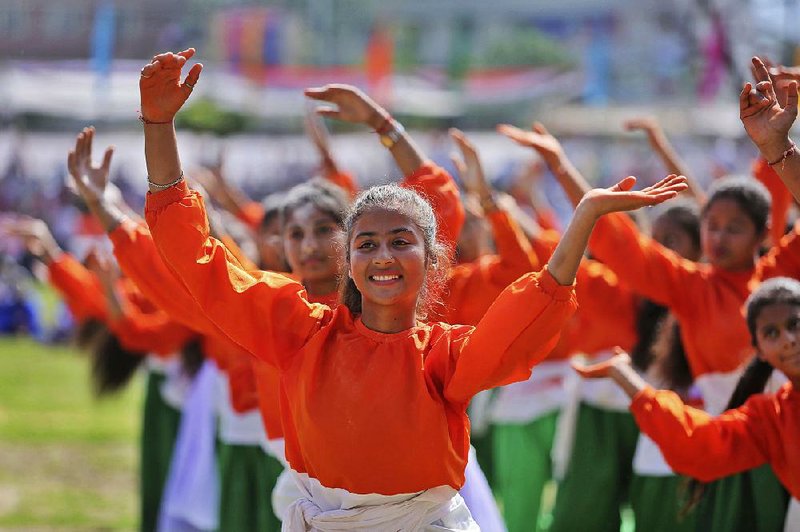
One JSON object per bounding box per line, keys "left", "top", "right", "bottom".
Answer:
{"left": 767, "top": 141, "right": 796, "bottom": 171}
{"left": 148, "top": 171, "right": 184, "bottom": 189}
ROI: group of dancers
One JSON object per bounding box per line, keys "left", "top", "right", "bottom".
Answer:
{"left": 3, "top": 49, "right": 799, "bottom": 531}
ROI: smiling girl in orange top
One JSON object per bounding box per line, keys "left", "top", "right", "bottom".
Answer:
{"left": 136, "top": 48, "right": 687, "bottom": 529}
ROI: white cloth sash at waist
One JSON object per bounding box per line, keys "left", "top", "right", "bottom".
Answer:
{"left": 147, "top": 354, "right": 190, "bottom": 410}
{"left": 282, "top": 471, "right": 478, "bottom": 531}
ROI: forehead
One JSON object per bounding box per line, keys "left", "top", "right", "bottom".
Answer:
{"left": 703, "top": 198, "right": 752, "bottom": 223}
{"left": 285, "top": 202, "right": 337, "bottom": 227}
{"left": 755, "top": 303, "right": 800, "bottom": 329}
{"left": 351, "top": 209, "right": 421, "bottom": 236}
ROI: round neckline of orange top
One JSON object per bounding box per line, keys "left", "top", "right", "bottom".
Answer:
{"left": 353, "top": 315, "right": 426, "bottom": 342}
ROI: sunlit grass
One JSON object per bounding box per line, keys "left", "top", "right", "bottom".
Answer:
{"left": 0, "top": 336, "right": 142, "bottom": 529}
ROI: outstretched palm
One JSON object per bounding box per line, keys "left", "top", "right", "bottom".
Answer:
{"left": 585, "top": 174, "right": 688, "bottom": 216}
{"left": 497, "top": 122, "right": 564, "bottom": 165}
{"left": 571, "top": 348, "right": 631, "bottom": 379}
{"left": 304, "top": 84, "right": 384, "bottom": 127}
{"left": 139, "top": 49, "right": 203, "bottom": 123}
{"left": 67, "top": 127, "right": 113, "bottom": 203}
{"left": 449, "top": 128, "right": 489, "bottom": 196}
{"left": 740, "top": 56, "right": 798, "bottom": 151}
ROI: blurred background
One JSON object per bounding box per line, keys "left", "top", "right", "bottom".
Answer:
{"left": 0, "top": 0, "right": 798, "bottom": 528}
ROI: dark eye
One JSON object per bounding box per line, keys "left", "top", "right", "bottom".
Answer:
{"left": 763, "top": 327, "right": 778, "bottom": 340}
{"left": 788, "top": 318, "right": 800, "bottom": 332}
{"left": 316, "top": 225, "right": 334, "bottom": 236}
{"left": 357, "top": 241, "right": 375, "bottom": 249}
{"left": 289, "top": 229, "right": 303, "bottom": 240}
{"left": 393, "top": 238, "right": 409, "bottom": 247}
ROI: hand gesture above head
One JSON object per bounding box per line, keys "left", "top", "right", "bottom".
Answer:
{"left": 67, "top": 127, "right": 114, "bottom": 205}
{"left": 139, "top": 48, "right": 203, "bottom": 123}
{"left": 85, "top": 248, "right": 119, "bottom": 287}
{"left": 449, "top": 128, "right": 489, "bottom": 198}
{"left": 740, "top": 56, "right": 798, "bottom": 159}
{"left": 497, "top": 122, "right": 565, "bottom": 166}
{"left": 304, "top": 84, "right": 387, "bottom": 129}
{"left": 582, "top": 174, "right": 688, "bottom": 218}
{"left": 1, "top": 216, "right": 60, "bottom": 262}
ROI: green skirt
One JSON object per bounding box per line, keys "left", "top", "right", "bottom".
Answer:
{"left": 493, "top": 411, "right": 558, "bottom": 532}
{"left": 140, "top": 370, "right": 182, "bottom": 532}
{"left": 695, "top": 465, "right": 789, "bottom": 532}
{"left": 630, "top": 474, "right": 697, "bottom": 532}
{"left": 218, "top": 443, "right": 284, "bottom": 532}
{"left": 549, "top": 402, "right": 639, "bottom": 532}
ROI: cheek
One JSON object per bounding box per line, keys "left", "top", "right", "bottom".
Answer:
{"left": 283, "top": 240, "right": 303, "bottom": 270}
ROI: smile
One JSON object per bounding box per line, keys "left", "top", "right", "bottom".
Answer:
{"left": 369, "top": 274, "right": 401, "bottom": 282}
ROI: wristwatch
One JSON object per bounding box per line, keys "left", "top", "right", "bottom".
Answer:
{"left": 379, "top": 120, "right": 405, "bottom": 149}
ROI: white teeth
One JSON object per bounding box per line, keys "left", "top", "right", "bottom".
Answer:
{"left": 371, "top": 275, "right": 399, "bottom": 281}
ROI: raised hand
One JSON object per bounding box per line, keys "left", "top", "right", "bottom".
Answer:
{"left": 449, "top": 128, "right": 490, "bottom": 198}
{"left": 581, "top": 174, "right": 687, "bottom": 217}
{"left": 497, "top": 122, "right": 564, "bottom": 166}
{"left": 85, "top": 248, "right": 119, "bottom": 287}
{"left": 740, "top": 56, "right": 798, "bottom": 162}
{"left": 1, "top": 217, "right": 61, "bottom": 263}
{"left": 571, "top": 348, "right": 631, "bottom": 379}
{"left": 624, "top": 116, "right": 661, "bottom": 135}
{"left": 304, "top": 84, "right": 387, "bottom": 129}
{"left": 139, "top": 48, "right": 203, "bottom": 123}
{"left": 67, "top": 127, "right": 114, "bottom": 205}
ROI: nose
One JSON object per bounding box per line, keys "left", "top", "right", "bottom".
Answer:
{"left": 782, "top": 328, "right": 798, "bottom": 347}
{"left": 372, "top": 243, "right": 395, "bottom": 266}
{"left": 301, "top": 234, "right": 317, "bottom": 255}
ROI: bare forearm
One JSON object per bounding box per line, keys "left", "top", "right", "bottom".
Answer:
{"left": 647, "top": 132, "right": 705, "bottom": 203}
{"left": 609, "top": 362, "right": 648, "bottom": 399}
{"left": 144, "top": 123, "right": 183, "bottom": 191}
{"left": 546, "top": 154, "right": 592, "bottom": 207}
{"left": 85, "top": 197, "right": 126, "bottom": 234}
{"left": 546, "top": 201, "right": 596, "bottom": 285}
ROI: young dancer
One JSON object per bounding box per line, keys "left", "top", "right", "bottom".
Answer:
{"left": 574, "top": 276, "right": 800, "bottom": 530}
{"left": 138, "top": 48, "right": 686, "bottom": 529}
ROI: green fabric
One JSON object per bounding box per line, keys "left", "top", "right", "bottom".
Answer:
{"left": 695, "top": 465, "right": 789, "bottom": 532}
{"left": 140, "top": 370, "right": 181, "bottom": 532}
{"left": 548, "top": 403, "right": 639, "bottom": 532}
{"left": 630, "top": 474, "right": 697, "bottom": 532}
{"left": 493, "top": 412, "right": 558, "bottom": 532}
{"left": 471, "top": 425, "right": 495, "bottom": 490}
{"left": 218, "top": 443, "right": 284, "bottom": 532}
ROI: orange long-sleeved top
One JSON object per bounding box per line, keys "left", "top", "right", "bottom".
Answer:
{"left": 47, "top": 253, "right": 189, "bottom": 357}
{"left": 753, "top": 158, "right": 794, "bottom": 246}
{"left": 109, "top": 220, "right": 262, "bottom": 414}
{"left": 145, "top": 180, "right": 576, "bottom": 494}
{"left": 435, "top": 209, "right": 539, "bottom": 325}
{"left": 588, "top": 212, "right": 760, "bottom": 380}
{"left": 630, "top": 383, "right": 800, "bottom": 499}
{"left": 402, "top": 162, "right": 465, "bottom": 249}
{"left": 753, "top": 221, "right": 800, "bottom": 285}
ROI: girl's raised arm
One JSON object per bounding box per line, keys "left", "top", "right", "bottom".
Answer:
{"left": 140, "top": 50, "right": 328, "bottom": 366}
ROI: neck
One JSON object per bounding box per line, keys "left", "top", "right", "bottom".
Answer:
{"left": 360, "top": 301, "right": 417, "bottom": 334}
{"left": 303, "top": 277, "right": 339, "bottom": 297}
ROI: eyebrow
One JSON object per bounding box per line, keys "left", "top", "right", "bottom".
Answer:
{"left": 354, "top": 227, "right": 413, "bottom": 239}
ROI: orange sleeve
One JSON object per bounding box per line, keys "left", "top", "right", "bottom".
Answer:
{"left": 145, "top": 181, "right": 330, "bottom": 367}
{"left": 110, "top": 220, "right": 223, "bottom": 338}
{"left": 442, "top": 267, "right": 577, "bottom": 403}
{"left": 753, "top": 158, "right": 793, "bottom": 246}
{"left": 485, "top": 209, "right": 541, "bottom": 283}
{"left": 588, "top": 212, "right": 705, "bottom": 316}
{"left": 754, "top": 220, "right": 800, "bottom": 284}
{"left": 109, "top": 303, "right": 195, "bottom": 357}
{"left": 220, "top": 234, "right": 259, "bottom": 272}
{"left": 630, "top": 387, "right": 769, "bottom": 482}
{"left": 529, "top": 229, "right": 560, "bottom": 266}
{"left": 536, "top": 208, "right": 560, "bottom": 232}
{"left": 47, "top": 254, "right": 108, "bottom": 322}
{"left": 325, "top": 170, "right": 359, "bottom": 199}
{"left": 236, "top": 201, "right": 265, "bottom": 232}
{"left": 401, "top": 162, "right": 465, "bottom": 250}
{"left": 571, "top": 259, "right": 638, "bottom": 353}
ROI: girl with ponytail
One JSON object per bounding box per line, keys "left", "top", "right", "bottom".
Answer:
{"left": 573, "top": 277, "right": 800, "bottom": 529}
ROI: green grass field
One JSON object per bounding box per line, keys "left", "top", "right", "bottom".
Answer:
{"left": 0, "top": 336, "right": 142, "bottom": 529}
